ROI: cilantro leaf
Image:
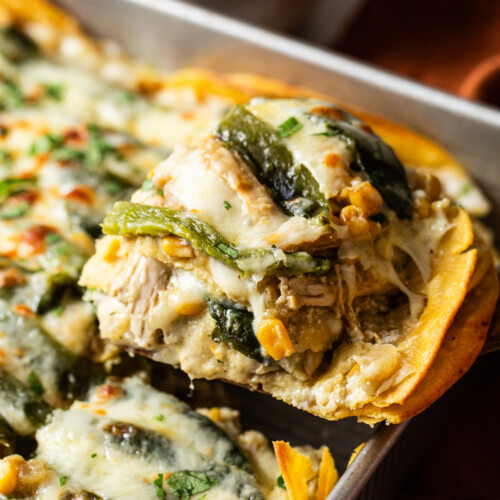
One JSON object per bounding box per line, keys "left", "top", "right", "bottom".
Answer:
{"left": 28, "top": 370, "right": 44, "bottom": 396}
{"left": 275, "top": 117, "right": 303, "bottom": 138}
{"left": 42, "top": 83, "right": 64, "bottom": 102}
{"left": 86, "top": 124, "right": 117, "bottom": 166}
{"left": 167, "top": 471, "right": 218, "bottom": 499}
{"left": 51, "top": 306, "right": 65, "bottom": 317}
{"left": 277, "top": 475, "right": 286, "bottom": 489}
{"left": 154, "top": 473, "right": 166, "bottom": 500}
{"left": 0, "top": 78, "right": 25, "bottom": 109}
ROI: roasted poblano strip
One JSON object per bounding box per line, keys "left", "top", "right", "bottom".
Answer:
{"left": 0, "top": 176, "right": 37, "bottom": 220}
{"left": 0, "top": 416, "right": 16, "bottom": 458}
{"left": 217, "top": 104, "right": 329, "bottom": 219}
{"left": 208, "top": 298, "right": 272, "bottom": 365}
{"left": 0, "top": 26, "right": 38, "bottom": 64}
{"left": 102, "top": 202, "right": 330, "bottom": 276}
{"left": 33, "top": 377, "right": 264, "bottom": 500}
{"left": 0, "top": 235, "right": 88, "bottom": 314}
{"left": 101, "top": 419, "right": 250, "bottom": 492}
{"left": 0, "top": 177, "right": 37, "bottom": 203}
{"left": 0, "top": 306, "right": 104, "bottom": 406}
{"left": 308, "top": 108, "right": 414, "bottom": 218}
{"left": 0, "top": 255, "right": 103, "bottom": 405}
{"left": 0, "top": 367, "right": 52, "bottom": 435}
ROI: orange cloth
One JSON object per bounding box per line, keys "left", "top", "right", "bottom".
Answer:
{"left": 335, "top": 0, "right": 500, "bottom": 107}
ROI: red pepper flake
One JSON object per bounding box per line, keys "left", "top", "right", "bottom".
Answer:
{"left": 61, "top": 185, "right": 95, "bottom": 205}
{"left": 64, "top": 128, "right": 85, "bottom": 146}
{"left": 310, "top": 106, "right": 345, "bottom": 121}
{"left": 96, "top": 384, "right": 121, "bottom": 403}
{"left": 17, "top": 225, "right": 55, "bottom": 255}
{"left": 9, "top": 190, "right": 39, "bottom": 205}
{"left": 0, "top": 268, "right": 26, "bottom": 288}
{"left": 13, "top": 304, "right": 34, "bottom": 317}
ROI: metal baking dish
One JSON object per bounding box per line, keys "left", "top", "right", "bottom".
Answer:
{"left": 52, "top": 0, "right": 500, "bottom": 498}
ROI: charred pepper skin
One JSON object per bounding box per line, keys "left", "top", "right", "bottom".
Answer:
{"left": 308, "top": 108, "right": 414, "bottom": 219}
{"left": 217, "top": 104, "right": 329, "bottom": 220}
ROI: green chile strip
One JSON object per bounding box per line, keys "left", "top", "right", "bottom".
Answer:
{"left": 0, "top": 416, "right": 16, "bottom": 458}
{"left": 308, "top": 108, "right": 413, "bottom": 218}
{"left": 0, "top": 308, "right": 105, "bottom": 405}
{"left": 0, "top": 367, "right": 52, "bottom": 433}
{"left": 102, "top": 202, "right": 330, "bottom": 276}
{"left": 217, "top": 105, "right": 329, "bottom": 219}
{"left": 207, "top": 298, "right": 271, "bottom": 365}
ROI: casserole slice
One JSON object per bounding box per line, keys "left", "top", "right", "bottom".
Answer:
{"left": 0, "top": 374, "right": 336, "bottom": 499}
{"left": 81, "top": 98, "right": 498, "bottom": 423}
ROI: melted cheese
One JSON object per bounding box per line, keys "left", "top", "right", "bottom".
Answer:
{"left": 246, "top": 98, "right": 352, "bottom": 199}
{"left": 35, "top": 377, "right": 264, "bottom": 500}
{"left": 146, "top": 138, "right": 328, "bottom": 250}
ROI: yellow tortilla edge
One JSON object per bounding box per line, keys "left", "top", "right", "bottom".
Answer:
{"left": 349, "top": 254, "right": 498, "bottom": 424}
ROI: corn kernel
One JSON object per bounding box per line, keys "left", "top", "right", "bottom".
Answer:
{"left": 161, "top": 236, "right": 194, "bottom": 259}
{"left": 0, "top": 457, "right": 21, "bottom": 495}
{"left": 340, "top": 205, "right": 379, "bottom": 240}
{"left": 341, "top": 182, "right": 382, "bottom": 216}
{"left": 101, "top": 236, "right": 121, "bottom": 262}
{"left": 257, "top": 319, "right": 295, "bottom": 361}
{"left": 176, "top": 302, "right": 205, "bottom": 316}
{"left": 347, "top": 363, "right": 360, "bottom": 377}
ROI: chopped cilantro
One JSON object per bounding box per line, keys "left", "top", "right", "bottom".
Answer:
{"left": 91, "top": 453, "right": 97, "bottom": 458}
{"left": 29, "top": 133, "right": 62, "bottom": 156}
{"left": 58, "top": 476, "right": 67, "bottom": 486}
{"left": 157, "top": 189, "right": 164, "bottom": 197}
{"left": 0, "top": 203, "right": 29, "bottom": 220}
{"left": 277, "top": 475, "right": 286, "bottom": 489}
{"left": 156, "top": 414, "right": 165, "bottom": 422}
{"left": 103, "top": 180, "right": 124, "bottom": 196}
{"left": 51, "top": 146, "right": 85, "bottom": 163}
{"left": 153, "top": 473, "right": 166, "bottom": 500}
{"left": 142, "top": 178, "right": 154, "bottom": 191}
{"left": 0, "top": 78, "right": 24, "bottom": 109}
{"left": 215, "top": 242, "right": 239, "bottom": 259}
{"left": 27, "top": 370, "right": 44, "bottom": 396}
{"left": 29, "top": 125, "right": 122, "bottom": 169}
{"left": 313, "top": 125, "right": 342, "bottom": 137}
{"left": 223, "top": 200, "right": 231, "bottom": 210}
{"left": 56, "top": 246, "right": 69, "bottom": 256}
{"left": 460, "top": 184, "right": 471, "bottom": 196}
{"left": 42, "top": 83, "right": 64, "bottom": 102}
{"left": 167, "top": 471, "right": 218, "bottom": 500}
{"left": 45, "top": 233, "right": 62, "bottom": 245}
{"left": 119, "top": 89, "right": 135, "bottom": 103}
{"left": 0, "top": 148, "right": 13, "bottom": 167}
{"left": 51, "top": 306, "right": 65, "bottom": 317}
{"left": 86, "top": 124, "right": 116, "bottom": 166}
{"left": 275, "top": 117, "right": 303, "bottom": 138}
